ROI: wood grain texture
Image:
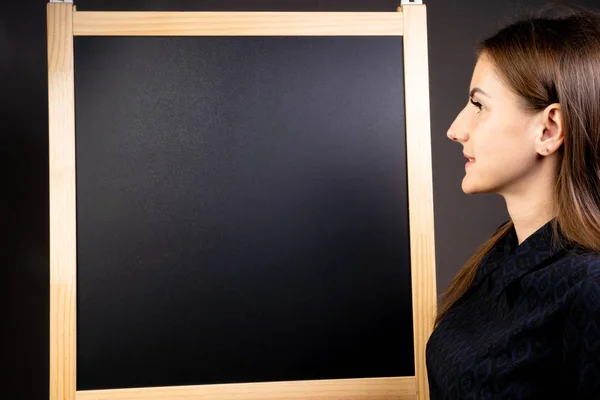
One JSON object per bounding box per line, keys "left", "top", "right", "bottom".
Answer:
{"left": 400, "top": 5, "right": 437, "bottom": 400}
{"left": 72, "top": 11, "right": 403, "bottom": 36}
{"left": 48, "top": 3, "right": 76, "bottom": 400}
{"left": 76, "top": 377, "right": 416, "bottom": 400}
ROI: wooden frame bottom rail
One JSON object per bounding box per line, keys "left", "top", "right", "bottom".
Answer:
{"left": 76, "top": 377, "right": 416, "bottom": 400}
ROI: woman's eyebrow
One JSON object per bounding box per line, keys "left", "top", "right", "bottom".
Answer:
{"left": 469, "top": 87, "right": 492, "bottom": 99}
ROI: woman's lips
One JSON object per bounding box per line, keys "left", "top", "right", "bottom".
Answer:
{"left": 463, "top": 152, "right": 475, "bottom": 168}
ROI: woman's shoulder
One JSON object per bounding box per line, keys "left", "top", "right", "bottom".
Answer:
{"left": 554, "top": 248, "right": 600, "bottom": 299}
{"left": 560, "top": 251, "right": 600, "bottom": 396}
{"left": 562, "top": 248, "right": 600, "bottom": 273}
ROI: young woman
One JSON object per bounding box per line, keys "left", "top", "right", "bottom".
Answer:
{"left": 426, "top": 9, "right": 600, "bottom": 399}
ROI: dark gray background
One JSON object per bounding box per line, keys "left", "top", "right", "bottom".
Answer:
{"left": 2, "top": 0, "right": 598, "bottom": 398}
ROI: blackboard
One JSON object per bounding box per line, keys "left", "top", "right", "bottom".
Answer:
{"left": 73, "top": 36, "right": 414, "bottom": 391}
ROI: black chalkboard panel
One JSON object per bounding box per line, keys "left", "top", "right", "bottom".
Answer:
{"left": 74, "top": 36, "right": 413, "bottom": 391}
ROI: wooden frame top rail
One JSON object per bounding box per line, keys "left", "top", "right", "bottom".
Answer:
{"left": 72, "top": 11, "right": 404, "bottom": 36}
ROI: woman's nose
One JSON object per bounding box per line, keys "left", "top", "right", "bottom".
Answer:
{"left": 447, "top": 109, "right": 469, "bottom": 142}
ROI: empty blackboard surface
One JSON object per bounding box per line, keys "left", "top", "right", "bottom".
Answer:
{"left": 74, "top": 36, "right": 413, "bottom": 391}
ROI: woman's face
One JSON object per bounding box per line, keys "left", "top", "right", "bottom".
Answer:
{"left": 447, "top": 54, "right": 542, "bottom": 196}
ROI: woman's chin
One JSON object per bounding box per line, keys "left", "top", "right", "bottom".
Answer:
{"left": 461, "top": 179, "right": 480, "bottom": 194}
{"left": 462, "top": 181, "right": 496, "bottom": 195}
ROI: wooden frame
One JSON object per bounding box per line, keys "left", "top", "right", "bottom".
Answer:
{"left": 48, "top": 4, "right": 436, "bottom": 400}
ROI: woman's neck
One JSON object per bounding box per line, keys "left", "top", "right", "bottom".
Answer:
{"left": 501, "top": 155, "right": 560, "bottom": 245}
{"left": 504, "top": 194, "right": 556, "bottom": 245}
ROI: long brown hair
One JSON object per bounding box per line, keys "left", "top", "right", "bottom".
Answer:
{"left": 435, "top": 8, "right": 600, "bottom": 326}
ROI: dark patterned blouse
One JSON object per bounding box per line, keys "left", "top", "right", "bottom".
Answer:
{"left": 426, "top": 219, "right": 600, "bottom": 399}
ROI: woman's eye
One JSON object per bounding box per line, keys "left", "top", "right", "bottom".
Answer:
{"left": 469, "top": 98, "right": 483, "bottom": 113}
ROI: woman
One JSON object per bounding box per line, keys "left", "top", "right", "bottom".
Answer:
{"left": 426, "top": 9, "right": 600, "bottom": 399}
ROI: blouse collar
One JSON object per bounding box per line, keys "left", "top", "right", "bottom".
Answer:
{"left": 472, "top": 219, "right": 567, "bottom": 298}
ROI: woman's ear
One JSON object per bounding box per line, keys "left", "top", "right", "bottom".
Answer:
{"left": 537, "top": 103, "right": 564, "bottom": 156}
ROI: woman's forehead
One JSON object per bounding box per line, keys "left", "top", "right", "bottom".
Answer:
{"left": 470, "top": 56, "right": 514, "bottom": 101}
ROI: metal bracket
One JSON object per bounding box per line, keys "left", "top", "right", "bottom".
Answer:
{"left": 401, "top": 0, "right": 423, "bottom": 4}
